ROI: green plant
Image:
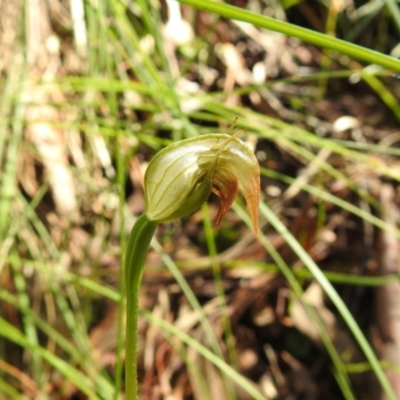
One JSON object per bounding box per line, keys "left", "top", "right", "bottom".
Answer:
{"left": 124, "top": 131, "right": 260, "bottom": 399}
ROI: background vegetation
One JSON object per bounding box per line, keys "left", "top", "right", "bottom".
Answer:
{"left": 1, "top": 0, "right": 400, "bottom": 399}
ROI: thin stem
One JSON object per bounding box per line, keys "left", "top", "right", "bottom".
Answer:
{"left": 125, "top": 214, "right": 157, "bottom": 400}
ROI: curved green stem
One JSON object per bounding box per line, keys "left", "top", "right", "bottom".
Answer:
{"left": 125, "top": 214, "right": 157, "bottom": 400}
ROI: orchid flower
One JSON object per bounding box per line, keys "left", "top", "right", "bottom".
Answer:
{"left": 144, "top": 133, "right": 260, "bottom": 231}
{"left": 124, "top": 129, "right": 260, "bottom": 399}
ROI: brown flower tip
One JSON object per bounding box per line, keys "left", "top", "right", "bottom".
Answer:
{"left": 211, "top": 171, "right": 239, "bottom": 227}
{"left": 212, "top": 134, "right": 260, "bottom": 233}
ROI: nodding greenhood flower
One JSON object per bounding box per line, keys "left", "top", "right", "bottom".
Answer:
{"left": 144, "top": 132, "right": 260, "bottom": 233}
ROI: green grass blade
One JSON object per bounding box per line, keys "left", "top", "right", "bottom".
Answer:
{"left": 142, "top": 309, "right": 270, "bottom": 400}
{"left": 259, "top": 202, "right": 396, "bottom": 400}
{"left": 178, "top": 0, "right": 400, "bottom": 72}
{"left": 232, "top": 204, "right": 356, "bottom": 399}
{"left": 0, "top": 317, "right": 102, "bottom": 400}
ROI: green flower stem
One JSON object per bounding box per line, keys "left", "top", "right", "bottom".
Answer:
{"left": 125, "top": 214, "right": 157, "bottom": 400}
{"left": 177, "top": 0, "right": 400, "bottom": 73}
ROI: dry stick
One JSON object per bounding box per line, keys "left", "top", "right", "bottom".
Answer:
{"left": 375, "top": 185, "right": 400, "bottom": 400}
